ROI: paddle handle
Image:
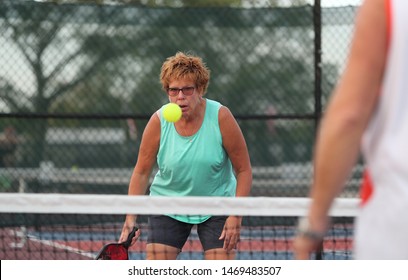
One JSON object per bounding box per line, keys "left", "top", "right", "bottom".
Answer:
{"left": 123, "top": 226, "right": 138, "bottom": 248}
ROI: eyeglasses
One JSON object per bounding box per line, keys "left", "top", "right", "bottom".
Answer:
{"left": 166, "top": 86, "right": 195, "bottom": 97}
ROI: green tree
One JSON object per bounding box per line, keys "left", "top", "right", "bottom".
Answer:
{"left": 0, "top": 2, "right": 138, "bottom": 166}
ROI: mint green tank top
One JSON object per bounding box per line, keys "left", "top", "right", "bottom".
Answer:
{"left": 149, "top": 99, "right": 237, "bottom": 224}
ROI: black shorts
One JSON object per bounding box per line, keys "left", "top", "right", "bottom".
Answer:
{"left": 147, "top": 215, "right": 227, "bottom": 251}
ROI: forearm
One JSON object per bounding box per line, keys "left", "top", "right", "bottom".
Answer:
{"left": 128, "top": 169, "right": 151, "bottom": 196}
{"left": 125, "top": 169, "right": 152, "bottom": 223}
{"left": 234, "top": 169, "right": 252, "bottom": 197}
{"left": 308, "top": 112, "right": 364, "bottom": 230}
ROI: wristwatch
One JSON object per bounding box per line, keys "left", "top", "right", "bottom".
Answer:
{"left": 296, "top": 217, "right": 326, "bottom": 241}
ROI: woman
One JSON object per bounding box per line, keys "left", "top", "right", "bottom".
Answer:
{"left": 119, "top": 52, "right": 252, "bottom": 260}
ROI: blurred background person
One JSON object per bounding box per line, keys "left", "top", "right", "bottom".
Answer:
{"left": 0, "top": 126, "right": 18, "bottom": 167}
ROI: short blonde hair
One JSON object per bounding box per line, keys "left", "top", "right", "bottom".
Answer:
{"left": 160, "top": 52, "right": 210, "bottom": 95}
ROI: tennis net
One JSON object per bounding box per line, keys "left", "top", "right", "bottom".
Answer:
{"left": 0, "top": 193, "right": 358, "bottom": 260}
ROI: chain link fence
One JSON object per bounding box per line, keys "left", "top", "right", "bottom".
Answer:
{"left": 0, "top": 0, "right": 362, "bottom": 196}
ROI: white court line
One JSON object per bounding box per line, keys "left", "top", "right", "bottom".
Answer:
{"left": 10, "top": 228, "right": 96, "bottom": 259}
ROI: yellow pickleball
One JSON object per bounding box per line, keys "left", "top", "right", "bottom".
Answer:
{"left": 163, "top": 103, "right": 182, "bottom": 122}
